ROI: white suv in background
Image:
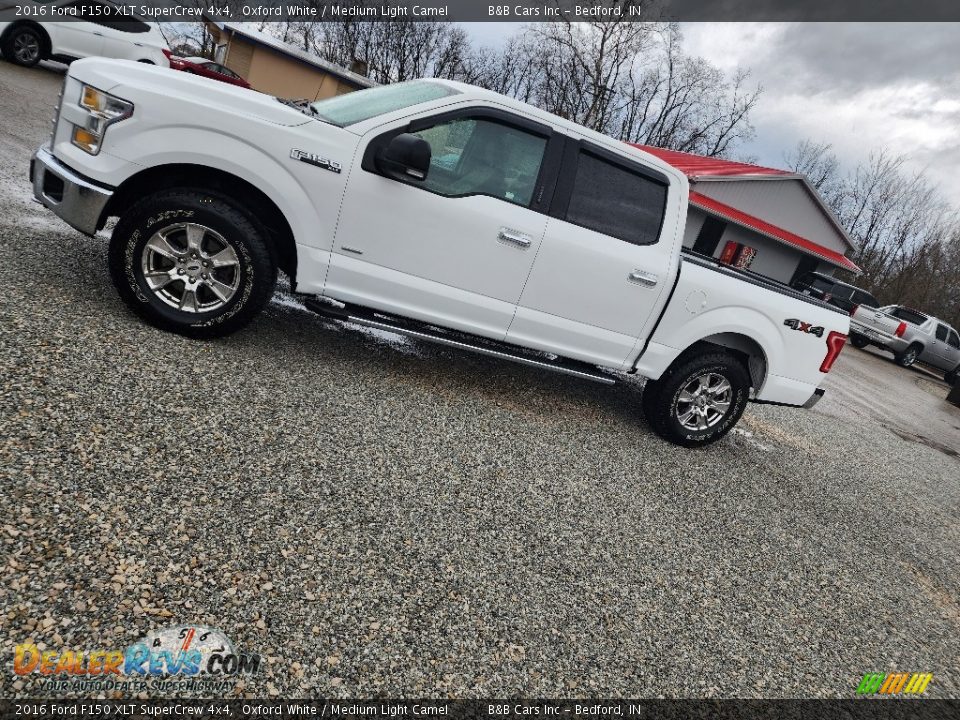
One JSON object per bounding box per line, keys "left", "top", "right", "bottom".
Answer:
{"left": 0, "top": 2, "right": 169, "bottom": 67}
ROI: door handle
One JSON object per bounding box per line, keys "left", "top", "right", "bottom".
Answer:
{"left": 93, "top": 31, "right": 104, "bottom": 36}
{"left": 497, "top": 228, "right": 531, "bottom": 249}
{"left": 628, "top": 269, "right": 658, "bottom": 288}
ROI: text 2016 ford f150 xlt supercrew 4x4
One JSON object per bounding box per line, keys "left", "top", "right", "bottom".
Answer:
{"left": 30, "top": 59, "right": 850, "bottom": 446}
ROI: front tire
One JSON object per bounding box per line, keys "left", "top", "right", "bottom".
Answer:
{"left": 642, "top": 350, "right": 750, "bottom": 447}
{"left": 2, "top": 25, "right": 45, "bottom": 67}
{"left": 849, "top": 333, "right": 869, "bottom": 349}
{"left": 108, "top": 189, "right": 277, "bottom": 339}
{"left": 895, "top": 343, "right": 922, "bottom": 368}
{"left": 946, "top": 367, "right": 959, "bottom": 386}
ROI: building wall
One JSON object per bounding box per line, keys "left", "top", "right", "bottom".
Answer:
{"left": 681, "top": 207, "right": 813, "bottom": 284}
{"left": 694, "top": 178, "right": 850, "bottom": 254}
{"left": 681, "top": 207, "right": 707, "bottom": 248}
{"left": 223, "top": 37, "right": 360, "bottom": 100}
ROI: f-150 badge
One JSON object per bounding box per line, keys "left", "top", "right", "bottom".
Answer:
{"left": 290, "top": 149, "right": 341, "bottom": 174}
{"left": 784, "top": 318, "right": 825, "bottom": 337}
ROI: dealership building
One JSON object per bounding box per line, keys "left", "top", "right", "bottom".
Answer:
{"left": 633, "top": 146, "right": 861, "bottom": 282}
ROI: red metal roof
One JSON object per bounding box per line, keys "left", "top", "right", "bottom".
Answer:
{"left": 689, "top": 191, "right": 861, "bottom": 273}
{"left": 630, "top": 144, "right": 792, "bottom": 178}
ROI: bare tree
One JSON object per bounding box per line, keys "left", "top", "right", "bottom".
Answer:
{"left": 791, "top": 138, "right": 960, "bottom": 328}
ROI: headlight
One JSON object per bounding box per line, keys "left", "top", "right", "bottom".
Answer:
{"left": 71, "top": 84, "right": 133, "bottom": 155}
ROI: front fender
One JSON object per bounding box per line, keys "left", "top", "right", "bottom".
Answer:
{"left": 102, "top": 126, "right": 337, "bottom": 255}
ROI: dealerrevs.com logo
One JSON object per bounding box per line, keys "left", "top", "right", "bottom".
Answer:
{"left": 856, "top": 672, "right": 933, "bottom": 695}
{"left": 13, "top": 625, "right": 259, "bottom": 692}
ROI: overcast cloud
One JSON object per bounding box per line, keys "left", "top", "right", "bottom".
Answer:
{"left": 463, "top": 22, "right": 960, "bottom": 207}
{"left": 681, "top": 23, "right": 960, "bottom": 206}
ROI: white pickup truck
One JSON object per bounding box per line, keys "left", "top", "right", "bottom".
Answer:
{"left": 30, "top": 59, "right": 850, "bottom": 446}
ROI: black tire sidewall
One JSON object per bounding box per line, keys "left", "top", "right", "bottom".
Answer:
{"left": 5, "top": 27, "right": 43, "bottom": 66}
{"left": 646, "top": 354, "right": 750, "bottom": 447}
{"left": 110, "top": 193, "right": 273, "bottom": 336}
{"left": 897, "top": 346, "right": 919, "bottom": 367}
{"left": 850, "top": 334, "right": 869, "bottom": 348}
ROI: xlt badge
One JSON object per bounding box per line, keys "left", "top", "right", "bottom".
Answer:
{"left": 290, "top": 149, "right": 341, "bottom": 174}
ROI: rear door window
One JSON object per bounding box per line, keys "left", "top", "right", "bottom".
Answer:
{"left": 936, "top": 324, "right": 950, "bottom": 342}
{"left": 564, "top": 149, "right": 668, "bottom": 246}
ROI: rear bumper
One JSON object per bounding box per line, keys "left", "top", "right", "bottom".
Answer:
{"left": 849, "top": 319, "right": 907, "bottom": 352}
{"left": 30, "top": 146, "right": 113, "bottom": 236}
{"left": 802, "top": 387, "right": 825, "bottom": 409}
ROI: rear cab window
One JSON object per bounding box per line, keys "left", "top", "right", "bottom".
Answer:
{"left": 560, "top": 145, "right": 668, "bottom": 245}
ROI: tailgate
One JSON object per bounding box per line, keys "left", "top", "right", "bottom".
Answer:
{"left": 852, "top": 306, "right": 901, "bottom": 335}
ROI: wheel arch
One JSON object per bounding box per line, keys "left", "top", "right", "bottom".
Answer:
{"left": 101, "top": 164, "right": 298, "bottom": 286}
{"left": 678, "top": 333, "right": 768, "bottom": 392}
{"left": 0, "top": 20, "right": 52, "bottom": 59}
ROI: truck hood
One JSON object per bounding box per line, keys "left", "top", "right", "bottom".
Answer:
{"left": 69, "top": 58, "right": 312, "bottom": 128}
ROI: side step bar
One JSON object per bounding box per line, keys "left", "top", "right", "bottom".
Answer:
{"left": 304, "top": 298, "right": 617, "bottom": 386}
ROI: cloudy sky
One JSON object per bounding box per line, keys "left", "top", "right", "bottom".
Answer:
{"left": 465, "top": 22, "right": 960, "bottom": 207}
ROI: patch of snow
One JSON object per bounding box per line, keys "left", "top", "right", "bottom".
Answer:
{"left": 729, "top": 427, "right": 772, "bottom": 452}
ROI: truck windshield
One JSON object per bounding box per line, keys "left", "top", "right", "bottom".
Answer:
{"left": 309, "top": 82, "right": 459, "bottom": 127}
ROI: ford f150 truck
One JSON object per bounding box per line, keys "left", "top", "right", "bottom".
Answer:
{"left": 850, "top": 305, "right": 960, "bottom": 381}
{"left": 30, "top": 59, "right": 850, "bottom": 446}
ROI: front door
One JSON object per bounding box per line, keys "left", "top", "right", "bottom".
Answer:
{"left": 506, "top": 140, "right": 681, "bottom": 369}
{"left": 326, "top": 107, "right": 558, "bottom": 340}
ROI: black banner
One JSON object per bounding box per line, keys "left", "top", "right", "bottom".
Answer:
{"left": 2, "top": 700, "right": 960, "bottom": 720}
{"left": 1, "top": 0, "right": 959, "bottom": 23}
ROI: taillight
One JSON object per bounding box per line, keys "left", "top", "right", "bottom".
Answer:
{"left": 162, "top": 48, "right": 172, "bottom": 59}
{"left": 850, "top": 304, "right": 859, "bottom": 316}
{"left": 895, "top": 322, "right": 907, "bottom": 337}
{"left": 820, "top": 331, "right": 847, "bottom": 373}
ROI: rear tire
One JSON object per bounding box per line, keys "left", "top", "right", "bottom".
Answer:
{"left": 895, "top": 343, "right": 922, "bottom": 368}
{"left": 108, "top": 189, "right": 277, "bottom": 339}
{"left": 642, "top": 350, "right": 750, "bottom": 448}
{"left": 2, "top": 25, "right": 45, "bottom": 67}
{"left": 850, "top": 333, "right": 869, "bottom": 349}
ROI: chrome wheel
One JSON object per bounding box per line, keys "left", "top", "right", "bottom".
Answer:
{"left": 13, "top": 32, "right": 40, "bottom": 64}
{"left": 675, "top": 372, "right": 732, "bottom": 431}
{"left": 140, "top": 222, "right": 240, "bottom": 313}
{"left": 902, "top": 347, "right": 918, "bottom": 366}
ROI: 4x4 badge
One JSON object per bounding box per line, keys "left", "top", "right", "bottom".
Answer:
{"left": 784, "top": 318, "right": 825, "bottom": 337}
{"left": 290, "top": 149, "right": 341, "bottom": 174}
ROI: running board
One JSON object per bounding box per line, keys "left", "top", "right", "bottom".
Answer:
{"left": 304, "top": 298, "right": 617, "bottom": 386}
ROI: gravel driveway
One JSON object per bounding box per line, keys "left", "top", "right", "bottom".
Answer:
{"left": 1, "top": 60, "right": 958, "bottom": 700}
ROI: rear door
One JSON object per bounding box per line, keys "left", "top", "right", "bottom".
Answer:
{"left": 506, "top": 139, "right": 679, "bottom": 369}
{"left": 926, "top": 323, "right": 953, "bottom": 369}
{"left": 945, "top": 328, "right": 960, "bottom": 370}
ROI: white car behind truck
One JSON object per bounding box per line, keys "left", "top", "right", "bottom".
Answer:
{"left": 0, "top": 13, "right": 169, "bottom": 67}
{"left": 30, "top": 59, "right": 851, "bottom": 446}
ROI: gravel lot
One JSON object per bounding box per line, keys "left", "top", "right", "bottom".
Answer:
{"left": 1, "top": 60, "right": 958, "bottom": 700}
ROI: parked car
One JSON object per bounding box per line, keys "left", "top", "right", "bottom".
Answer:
{"left": 166, "top": 53, "right": 251, "bottom": 89}
{"left": 29, "top": 59, "right": 853, "bottom": 447}
{"left": 0, "top": 9, "right": 169, "bottom": 67}
{"left": 792, "top": 271, "right": 880, "bottom": 315}
{"left": 850, "top": 305, "right": 960, "bottom": 381}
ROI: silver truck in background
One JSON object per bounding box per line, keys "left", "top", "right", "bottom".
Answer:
{"left": 850, "top": 305, "right": 960, "bottom": 383}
